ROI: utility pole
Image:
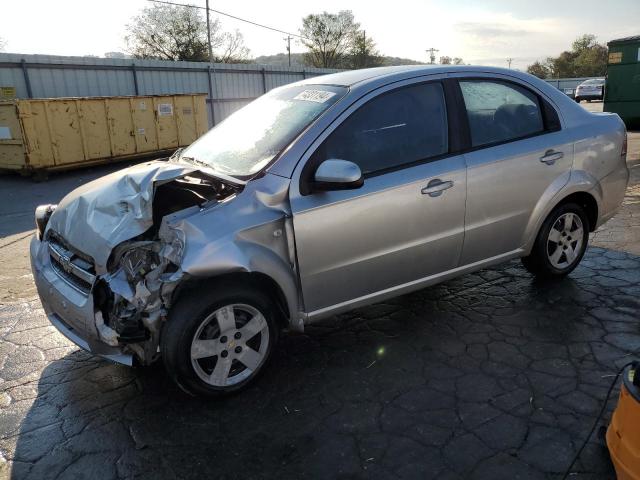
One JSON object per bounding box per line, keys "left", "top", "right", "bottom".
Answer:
{"left": 426, "top": 48, "right": 439, "bottom": 65}
{"left": 507, "top": 57, "right": 513, "bottom": 69}
{"left": 205, "top": 0, "right": 213, "bottom": 62}
{"left": 362, "top": 30, "right": 367, "bottom": 68}
{"left": 284, "top": 35, "right": 291, "bottom": 67}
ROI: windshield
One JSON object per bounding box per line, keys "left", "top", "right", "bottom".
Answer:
{"left": 581, "top": 79, "right": 604, "bottom": 86}
{"left": 179, "top": 84, "right": 346, "bottom": 178}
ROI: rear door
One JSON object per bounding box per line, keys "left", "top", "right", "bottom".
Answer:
{"left": 454, "top": 76, "right": 573, "bottom": 265}
{"left": 289, "top": 80, "right": 467, "bottom": 314}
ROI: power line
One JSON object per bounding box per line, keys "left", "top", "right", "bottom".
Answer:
{"left": 146, "top": 0, "right": 308, "bottom": 41}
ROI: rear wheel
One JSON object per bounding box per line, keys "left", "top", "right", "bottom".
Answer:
{"left": 162, "top": 283, "right": 279, "bottom": 397}
{"left": 575, "top": 97, "right": 581, "bottom": 103}
{"left": 521, "top": 203, "right": 589, "bottom": 278}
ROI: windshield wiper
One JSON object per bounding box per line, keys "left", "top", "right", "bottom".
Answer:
{"left": 179, "top": 155, "right": 214, "bottom": 170}
{"left": 177, "top": 155, "right": 246, "bottom": 186}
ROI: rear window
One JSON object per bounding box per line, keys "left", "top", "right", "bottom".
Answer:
{"left": 459, "top": 80, "right": 544, "bottom": 148}
{"left": 581, "top": 79, "right": 604, "bottom": 86}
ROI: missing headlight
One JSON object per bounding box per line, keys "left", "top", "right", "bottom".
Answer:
{"left": 34, "top": 204, "right": 56, "bottom": 240}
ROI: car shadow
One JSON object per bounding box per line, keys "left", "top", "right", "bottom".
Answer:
{"left": 7, "top": 246, "right": 638, "bottom": 479}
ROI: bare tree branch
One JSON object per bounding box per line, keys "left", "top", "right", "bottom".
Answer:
{"left": 125, "top": 5, "right": 250, "bottom": 63}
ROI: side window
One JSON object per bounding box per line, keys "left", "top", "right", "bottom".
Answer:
{"left": 459, "top": 80, "right": 544, "bottom": 148}
{"left": 316, "top": 83, "right": 448, "bottom": 175}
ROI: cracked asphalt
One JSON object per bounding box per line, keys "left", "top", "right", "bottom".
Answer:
{"left": 0, "top": 102, "right": 639, "bottom": 479}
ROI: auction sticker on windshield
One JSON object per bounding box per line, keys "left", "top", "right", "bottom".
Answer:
{"left": 294, "top": 90, "right": 337, "bottom": 103}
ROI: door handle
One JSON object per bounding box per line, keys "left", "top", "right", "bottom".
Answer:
{"left": 421, "top": 179, "right": 454, "bottom": 197}
{"left": 540, "top": 150, "right": 564, "bottom": 165}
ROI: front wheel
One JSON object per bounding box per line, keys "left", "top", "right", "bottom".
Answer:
{"left": 162, "top": 283, "right": 279, "bottom": 397}
{"left": 521, "top": 203, "right": 589, "bottom": 278}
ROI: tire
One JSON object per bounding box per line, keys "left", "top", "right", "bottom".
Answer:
{"left": 162, "top": 281, "right": 280, "bottom": 397}
{"left": 521, "top": 203, "right": 589, "bottom": 278}
{"left": 575, "top": 97, "right": 581, "bottom": 103}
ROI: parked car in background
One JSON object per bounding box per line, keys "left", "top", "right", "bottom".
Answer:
{"left": 575, "top": 78, "right": 605, "bottom": 102}
{"left": 30, "top": 66, "right": 629, "bottom": 396}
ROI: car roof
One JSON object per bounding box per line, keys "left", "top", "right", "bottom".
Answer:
{"left": 298, "top": 64, "right": 540, "bottom": 87}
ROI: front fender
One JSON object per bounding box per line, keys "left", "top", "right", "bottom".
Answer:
{"left": 166, "top": 174, "right": 303, "bottom": 331}
{"left": 521, "top": 169, "right": 602, "bottom": 254}
{"left": 180, "top": 220, "right": 302, "bottom": 331}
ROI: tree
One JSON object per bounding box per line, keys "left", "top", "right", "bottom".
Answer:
{"left": 527, "top": 61, "right": 551, "bottom": 79}
{"left": 440, "top": 56, "right": 451, "bottom": 64}
{"left": 299, "top": 11, "right": 360, "bottom": 68}
{"left": 572, "top": 34, "right": 597, "bottom": 53}
{"left": 572, "top": 40, "right": 607, "bottom": 77}
{"left": 0, "top": 37, "right": 6, "bottom": 52}
{"left": 347, "top": 31, "right": 383, "bottom": 69}
{"left": 452, "top": 57, "right": 464, "bottom": 65}
{"left": 125, "top": 4, "right": 249, "bottom": 63}
{"left": 216, "top": 30, "right": 250, "bottom": 63}
{"left": 526, "top": 34, "right": 607, "bottom": 79}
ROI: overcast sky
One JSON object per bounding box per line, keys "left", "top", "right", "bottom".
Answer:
{"left": 2, "top": 0, "right": 639, "bottom": 70}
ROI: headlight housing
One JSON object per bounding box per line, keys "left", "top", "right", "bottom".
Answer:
{"left": 35, "top": 204, "right": 57, "bottom": 240}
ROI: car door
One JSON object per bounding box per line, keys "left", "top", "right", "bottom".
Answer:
{"left": 454, "top": 77, "right": 573, "bottom": 265}
{"left": 289, "top": 80, "right": 467, "bottom": 315}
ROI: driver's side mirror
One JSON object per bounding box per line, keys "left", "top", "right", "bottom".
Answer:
{"left": 312, "top": 159, "right": 364, "bottom": 191}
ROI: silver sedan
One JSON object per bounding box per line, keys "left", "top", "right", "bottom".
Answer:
{"left": 575, "top": 78, "right": 605, "bottom": 102}
{"left": 30, "top": 66, "right": 629, "bottom": 396}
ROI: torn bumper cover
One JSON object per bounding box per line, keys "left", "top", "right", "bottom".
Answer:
{"left": 30, "top": 234, "right": 134, "bottom": 365}
{"left": 30, "top": 229, "right": 184, "bottom": 365}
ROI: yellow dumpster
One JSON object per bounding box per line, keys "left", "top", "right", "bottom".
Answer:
{"left": 0, "top": 94, "right": 208, "bottom": 176}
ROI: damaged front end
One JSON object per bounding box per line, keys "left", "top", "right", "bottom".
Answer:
{"left": 36, "top": 161, "right": 242, "bottom": 365}
{"left": 93, "top": 228, "right": 185, "bottom": 363}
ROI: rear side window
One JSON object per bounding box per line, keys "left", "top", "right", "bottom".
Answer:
{"left": 459, "top": 80, "right": 544, "bottom": 148}
{"left": 316, "top": 83, "right": 448, "bottom": 175}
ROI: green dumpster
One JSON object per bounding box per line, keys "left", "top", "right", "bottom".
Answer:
{"left": 604, "top": 35, "right": 640, "bottom": 130}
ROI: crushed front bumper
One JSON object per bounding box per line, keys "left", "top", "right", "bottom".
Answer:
{"left": 30, "top": 235, "right": 133, "bottom": 366}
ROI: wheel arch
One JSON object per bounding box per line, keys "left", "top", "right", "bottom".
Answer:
{"left": 174, "top": 271, "right": 292, "bottom": 331}
{"left": 552, "top": 191, "right": 598, "bottom": 231}
{"left": 523, "top": 171, "right": 602, "bottom": 254}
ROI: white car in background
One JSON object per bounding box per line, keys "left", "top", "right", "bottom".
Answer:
{"left": 575, "top": 78, "right": 605, "bottom": 103}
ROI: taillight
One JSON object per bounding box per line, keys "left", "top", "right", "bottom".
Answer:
{"left": 622, "top": 132, "right": 628, "bottom": 158}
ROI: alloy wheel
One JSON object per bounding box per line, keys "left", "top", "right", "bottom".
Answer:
{"left": 190, "top": 304, "right": 270, "bottom": 387}
{"left": 546, "top": 212, "right": 585, "bottom": 269}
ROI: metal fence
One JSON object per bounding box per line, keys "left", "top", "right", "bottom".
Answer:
{"left": 0, "top": 53, "right": 340, "bottom": 127}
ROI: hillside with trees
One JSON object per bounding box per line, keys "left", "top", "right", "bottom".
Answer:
{"left": 253, "top": 52, "right": 422, "bottom": 68}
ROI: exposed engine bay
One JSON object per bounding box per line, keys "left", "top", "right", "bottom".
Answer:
{"left": 89, "top": 173, "right": 241, "bottom": 364}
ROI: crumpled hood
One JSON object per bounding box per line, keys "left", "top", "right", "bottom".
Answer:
{"left": 46, "top": 160, "right": 197, "bottom": 272}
